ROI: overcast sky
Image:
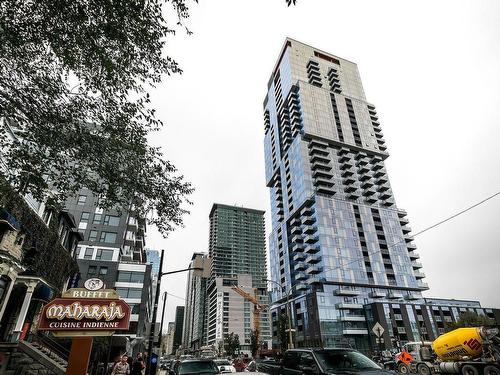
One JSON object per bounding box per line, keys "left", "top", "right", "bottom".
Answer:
{"left": 146, "top": 0, "right": 500, "bottom": 327}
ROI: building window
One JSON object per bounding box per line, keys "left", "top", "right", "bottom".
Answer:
{"left": 88, "top": 266, "right": 98, "bottom": 278}
{"left": 75, "top": 246, "right": 81, "bottom": 258}
{"left": 99, "top": 267, "right": 108, "bottom": 277}
{"left": 103, "top": 215, "right": 120, "bottom": 226}
{"left": 77, "top": 195, "right": 87, "bottom": 205}
{"left": 89, "top": 230, "right": 98, "bottom": 242}
{"left": 80, "top": 212, "right": 90, "bottom": 222}
{"left": 117, "top": 271, "right": 144, "bottom": 283}
{"left": 93, "top": 214, "right": 102, "bottom": 224}
{"left": 99, "top": 232, "right": 117, "bottom": 244}
{"left": 84, "top": 248, "right": 94, "bottom": 259}
{"left": 96, "top": 249, "right": 114, "bottom": 261}
{"left": 115, "top": 287, "right": 142, "bottom": 299}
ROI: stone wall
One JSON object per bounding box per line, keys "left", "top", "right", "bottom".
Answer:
{"left": 0, "top": 341, "right": 66, "bottom": 375}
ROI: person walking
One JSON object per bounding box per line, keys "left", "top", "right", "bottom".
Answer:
{"left": 112, "top": 355, "right": 130, "bottom": 375}
{"left": 131, "top": 353, "right": 145, "bottom": 375}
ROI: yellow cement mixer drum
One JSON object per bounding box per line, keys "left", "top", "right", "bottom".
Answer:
{"left": 432, "top": 327, "right": 484, "bottom": 361}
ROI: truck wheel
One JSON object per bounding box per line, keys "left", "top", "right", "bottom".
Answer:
{"left": 484, "top": 366, "right": 500, "bottom": 375}
{"left": 462, "top": 365, "right": 479, "bottom": 375}
{"left": 398, "top": 363, "right": 409, "bottom": 374}
{"left": 418, "top": 364, "right": 431, "bottom": 375}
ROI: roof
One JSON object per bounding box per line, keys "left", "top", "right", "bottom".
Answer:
{"left": 209, "top": 203, "right": 265, "bottom": 217}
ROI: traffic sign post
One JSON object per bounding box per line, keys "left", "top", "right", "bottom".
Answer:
{"left": 372, "top": 322, "right": 385, "bottom": 354}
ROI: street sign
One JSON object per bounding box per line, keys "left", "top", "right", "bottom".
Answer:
{"left": 372, "top": 322, "right": 385, "bottom": 337}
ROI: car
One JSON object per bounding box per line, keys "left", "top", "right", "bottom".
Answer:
{"left": 170, "top": 359, "right": 221, "bottom": 375}
{"left": 258, "top": 348, "right": 395, "bottom": 375}
{"left": 214, "top": 359, "right": 237, "bottom": 373}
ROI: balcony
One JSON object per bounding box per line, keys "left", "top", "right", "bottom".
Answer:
{"left": 411, "top": 261, "right": 423, "bottom": 269}
{"left": 379, "top": 192, "right": 391, "bottom": 200}
{"left": 334, "top": 287, "right": 361, "bottom": 296}
{"left": 293, "top": 252, "right": 306, "bottom": 262}
{"left": 290, "top": 226, "right": 301, "bottom": 235}
{"left": 291, "top": 243, "right": 304, "bottom": 253}
{"left": 302, "top": 216, "right": 316, "bottom": 225}
{"left": 361, "top": 181, "right": 374, "bottom": 189}
{"left": 303, "top": 234, "right": 319, "bottom": 244}
{"left": 300, "top": 206, "right": 315, "bottom": 216}
{"left": 341, "top": 168, "right": 355, "bottom": 177}
{"left": 414, "top": 271, "right": 426, "bottom": 279}
{"left": 401, "top": 225, "right": 412, "bottom": 234}
{"left": 290, "top": 217, "right": 301, "bottom": 226}
{"left": 317, "top": 186, "right": 335, "bottom": 195}
{"left": 294, "top": 272, "right": 307, "bottom": 281}
{"left": 407, "top": 243, "right": 417, "bottom": 250}
{"left": 369, "top": 291, "right": 385, "bottom": 298}
{"left": 290, "top": 235, "right": 303, "bottom": 244}
{"left": 397, "top": 327, "right": 406, "bottom": 334}
{"left": 294, "top": 262, "right": 307, "bottom": 271}
{"left": 303, "top": 225, "right": 317, "bottom": 234}
{"left": 417, "top": 281, "right": 430, "bottom": 290}
{"left": 305, "top": 254, "right": 321, "bottom": 264}
{"left": 306, "top": 277, "right": 321, "bottom": 285}
{"left": 341, "top": 316, "right": 366, "bottom": 322}
{"left": 387, "top": 291, "right": 404, "bottom": 299}
{"left": 313, "top": 169, "right": 333, "bottom": 179}
{"left": 336, "top": 303, "right": 363, "bottom": 310}
{"left": 406, "top": 292, "right": 420, "bottom": 300}
{"left": 310, "top": 154, "right": 330, "bottom": 164}
{"left": 344, "top": 185, "right": 357, "bottom": 193}
{"left": 339, "top": 155, "right": 350, "bottom": 163}
{"left": 404, "top": 234, "right": 414, "bottom": 243}
{"left": 344, "top": 176, "right": 356, "bottom": 185}
{"left": 304, "top": 244, "right": 320, "bottom": 254}
{"left": 342, "top": 329, "right": 369, "bottom": 335}
{"left": 305, "top": 265, "right": 322, "bottom": 275}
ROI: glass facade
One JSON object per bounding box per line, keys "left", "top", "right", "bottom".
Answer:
{"left": 263, "top": 39, "right": 428, "bottom": 352}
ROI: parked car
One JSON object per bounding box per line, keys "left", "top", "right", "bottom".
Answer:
{"left": 257, "top": 348, "right": 394, "bottom": 375}
{"left": 214, "top": 359, "right": 237, "bottom": 373}
{"left": 170, "top": 359, "right": 220, "bottom": 375}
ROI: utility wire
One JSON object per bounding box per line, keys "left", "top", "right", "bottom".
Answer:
{"left": 165, "top": 291, "right": 186, "bottom": 301}
{"left": 315, "top": 190, "right": 500, "bottom": 275}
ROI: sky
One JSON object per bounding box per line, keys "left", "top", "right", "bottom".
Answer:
{"left": 146, "top": 0, "right": 500, "bottom": 327}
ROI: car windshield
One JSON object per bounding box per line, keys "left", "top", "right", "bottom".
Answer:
{"left": 214, "top": 360, "right": 231, "bottom": 366}
{"left": 316, "top": 350, "right": 381, "bottom": 371}
{"left": 179, "top": 361, "right": 219, "bottom": 374}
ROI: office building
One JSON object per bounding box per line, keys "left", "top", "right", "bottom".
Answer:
{"left": 66, "top": 190, "right": 153, "bottom": 356}
{"left": 173, "top": 306, "right": 185, "bottom": 354}
{"left": 164, "top": 321, "right": 176, "bottom": 356}
{"left": 206, "top": 204, "right": 270, "bottom": 352}
{"left": 182, "top": 252, "right": 211, "bottom": 352}
{"left": 263, "top": 38, "right": 431, "bottom": 351}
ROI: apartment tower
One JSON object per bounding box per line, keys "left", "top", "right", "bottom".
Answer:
{"left": 263, "top": 39, "right": 428, "bottom": 351}
{"left": 206, "top": 204, "right": 270, "bottom": 353}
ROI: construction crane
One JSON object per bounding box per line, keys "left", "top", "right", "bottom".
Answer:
{"left": 231, "top": 285, "right": 268, "bottom": 353}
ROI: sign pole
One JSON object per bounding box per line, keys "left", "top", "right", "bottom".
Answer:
{"left": 66, "top": 337, "right": 94, "bottom": 375}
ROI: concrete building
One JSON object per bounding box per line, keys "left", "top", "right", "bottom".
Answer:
{"left": 182, "top": 253, "right": 211, "bottom": 352}
{"left": 164, "top": 321, "right": 176, "bottom": 356}
{"left": 66, "top": 190, "right": 153, "bottom": 356}
{"left": 206, "top": 204, "right": 270, "bottom": 353}
{"left": 173, "top": 306, "right": 185, "bottom": 354}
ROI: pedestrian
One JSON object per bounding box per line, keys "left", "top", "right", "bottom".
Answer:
{"left": 131, "top": 353, "right": 145, "bottom": 375}
{"left": 111, "top": 355, "right": 130, "bottom": 375}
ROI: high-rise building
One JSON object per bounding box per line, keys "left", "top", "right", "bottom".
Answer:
{"left": 262, "top": 38, "right": 430, "bottom": 351}
{"left": 65, "top": 190, "right": 153, "bottom": 356}
{"left": 164, "top": 321, "right": 176, "bottom": 356}
{"left": 206, "top": 204, "right": 270, "bottom": 352}
{"left": 182, "top": 252, "right": 211, "bottom": 352}
{"left": 173, "top": 306, "right": 185, "bottom": 354}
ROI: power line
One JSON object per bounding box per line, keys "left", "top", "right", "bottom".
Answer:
{"left": 165, "top": 291, "right": 186, "bottom": 301}
{"left": 316, "top": 190, "right": 500, "bottom": 275}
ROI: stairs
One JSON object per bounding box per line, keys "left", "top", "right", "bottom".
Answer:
{"left": 30, "top": 340, "right": 68, "bottom": 369}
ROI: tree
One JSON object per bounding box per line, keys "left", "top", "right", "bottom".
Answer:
{"left": 224, "top": 332, "right": 240, "bottom": 358}
{"left": 0, "top": 0, "right": 195, "bottom": 236}
{"left": 445, "top": 311, "right": 495, "bottom": 333}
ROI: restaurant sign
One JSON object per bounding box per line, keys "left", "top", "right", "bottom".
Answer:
{"left": 38, "top": 287, "right": 130, "bottom": 337}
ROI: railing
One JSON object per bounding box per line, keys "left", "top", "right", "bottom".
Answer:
{"left": 25, "top": 331, "right": 70, "bottom": 362}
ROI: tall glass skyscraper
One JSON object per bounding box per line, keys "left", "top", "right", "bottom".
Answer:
{"left": 263, "top": 39, "right": 428, "bottom": 351}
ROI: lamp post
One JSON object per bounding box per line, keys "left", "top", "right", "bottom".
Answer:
{"left": 145, "top": 249, "right": 202, "bottom": 375}
{"left": 265, "top": 279, "right": 303, "bottom": 350}
{"left": 157, "top": 292, "right": 167, "bottom": 354}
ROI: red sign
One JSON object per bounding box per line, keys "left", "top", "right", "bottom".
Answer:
{"left": 38, "top": 298, "right": 130, "bottom": 332}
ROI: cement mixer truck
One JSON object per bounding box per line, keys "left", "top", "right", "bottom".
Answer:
{"left": 396, "top": 327, "right": 500, "bottom": 375}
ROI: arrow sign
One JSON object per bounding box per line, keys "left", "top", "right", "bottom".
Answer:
{"left": 372, "top": 322, "right": 385, "bottom": 338}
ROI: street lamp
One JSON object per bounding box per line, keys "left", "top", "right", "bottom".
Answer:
{"left": 145, "top": 249, "right": 202, "bottom": 375}
{"left": 265, "top": 279, "right": 305, "bottom": 350}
